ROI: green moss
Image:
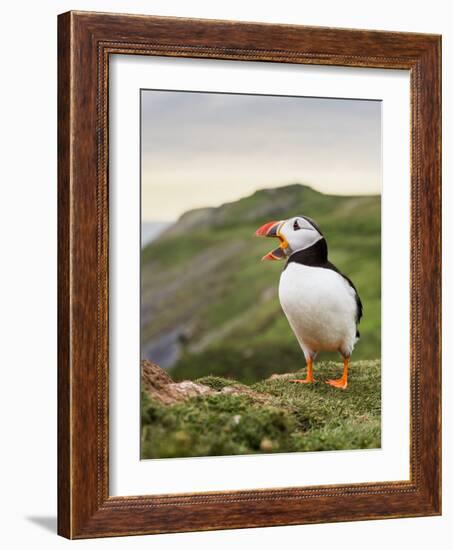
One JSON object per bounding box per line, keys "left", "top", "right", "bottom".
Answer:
{"left": 141, "top": 393, "right": 296, "bottom": 458}
{"left": 141, "top": 360, "right": 381, "bottom": 459}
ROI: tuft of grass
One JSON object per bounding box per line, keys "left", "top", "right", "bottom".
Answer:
{"left": 195, "top": 375, "right": 239, "bottom": 391}
{"left": 141, "top": 359, "right": 381, "bottom": 459}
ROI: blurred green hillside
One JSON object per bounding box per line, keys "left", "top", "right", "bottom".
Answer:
{"left": 141, "top": 184, "right": 380, "bottom": 383}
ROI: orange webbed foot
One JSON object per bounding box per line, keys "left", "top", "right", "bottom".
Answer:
{"left": 325, "top": 378, "right": 348, "bottom": 390}
{"left": 326, "top": 356, "right": 349, "bottom": 389}
{"left": 290, "top": 357, "right": 315, "bottom": 384}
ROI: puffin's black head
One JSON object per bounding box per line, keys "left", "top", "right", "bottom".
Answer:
{"left": 255, "top": 216, "right": 324, "bottom": 261}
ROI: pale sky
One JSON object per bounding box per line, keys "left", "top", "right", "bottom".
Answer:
{"left": 141, "top": 90, "right": 381, "bottom": 222}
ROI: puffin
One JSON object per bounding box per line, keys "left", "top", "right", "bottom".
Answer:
{"left": 255, "top": 216, "right": 362, "bottom": 389}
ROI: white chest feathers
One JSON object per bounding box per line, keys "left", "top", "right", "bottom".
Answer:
{"left": 278, "top": 262, "right": 359, "bottom": 357}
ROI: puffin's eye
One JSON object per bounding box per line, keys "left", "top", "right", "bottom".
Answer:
{"left": 293, "top": 219, "right": 301, "bottom": 231}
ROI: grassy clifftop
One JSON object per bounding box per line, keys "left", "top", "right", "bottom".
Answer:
{"left": 141, "top": 359, "right": 381, "bottom": 459}
{"left": 141, "top": 184, "right": 381, "bottom": 383}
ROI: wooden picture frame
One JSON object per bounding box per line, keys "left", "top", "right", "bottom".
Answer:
{"left": 58, "top": 11, "right": 441, "bottom": 539}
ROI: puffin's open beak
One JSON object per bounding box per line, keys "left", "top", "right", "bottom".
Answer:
{"left": 255, "top": 220, "right": 288, "bottom": 261}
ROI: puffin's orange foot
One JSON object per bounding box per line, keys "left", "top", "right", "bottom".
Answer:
{"left": 325, "top": 378, "right": 348, "bottom": 390}
{"left": 289, "top": 378, "right": 316, "bottom": 384}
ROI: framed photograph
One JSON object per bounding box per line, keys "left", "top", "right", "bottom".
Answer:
{"left": 58, "top": 11, "right": 441, "bottom": 538}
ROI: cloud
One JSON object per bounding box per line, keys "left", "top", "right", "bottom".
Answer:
{"left": 141, "top": 90, "right": 381, "bottom": 221}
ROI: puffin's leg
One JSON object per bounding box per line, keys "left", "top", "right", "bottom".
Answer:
{"left": 289, "top": 356, "right": 316, "bottom": 384}
{"left": 326, "top": 356, "right": 349, "bottom": 390}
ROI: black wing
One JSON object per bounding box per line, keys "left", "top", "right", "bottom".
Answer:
{"left": 326, "top": 261, "right": 363, "bottom": 337}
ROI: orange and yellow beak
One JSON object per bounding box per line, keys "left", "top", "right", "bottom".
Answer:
{"left": 255, "top": 220, "right": 289, "bottom": 261}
